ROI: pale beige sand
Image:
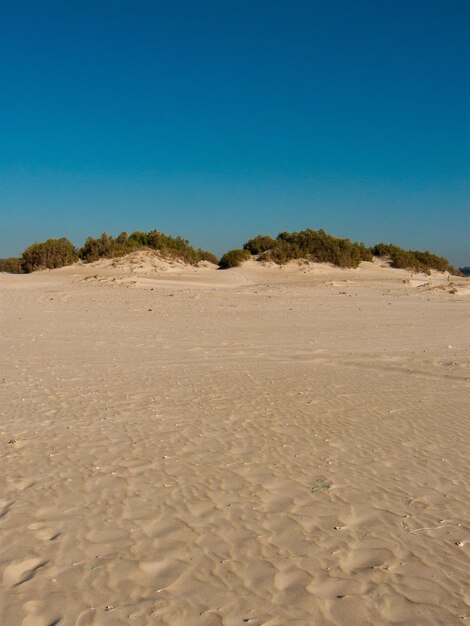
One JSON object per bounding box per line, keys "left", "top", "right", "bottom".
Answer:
{"left": 1, "top": 255, "right": 469, "bottom": 625}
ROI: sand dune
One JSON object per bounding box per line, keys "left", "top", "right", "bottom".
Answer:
{"left": 1, "top": 257, "right": 469, "bottom": 625}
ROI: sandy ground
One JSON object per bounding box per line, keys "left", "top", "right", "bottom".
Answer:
{"left": 1, "top": 254, "right": 469, "bottom": 626}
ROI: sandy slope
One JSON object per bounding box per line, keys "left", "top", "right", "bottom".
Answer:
{"left": 1, "top": 256, "right": 469, "bottom": 625}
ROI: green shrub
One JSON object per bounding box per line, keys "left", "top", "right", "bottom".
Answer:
{"left": 357, "top": 243, "right": 374, "bottom": 262}
{"left": 21, "top": 238, "right": 78, "bottom": 273}
{"left": 0, "top": 257, "right": 23, "bottom": 273}
{"left": 197, "top": 249, "right": 219, "bottom": 264}
{"left": 412, "top": 250, "right": 455, "bottom": 273}
{"left": 243, "top": 235, "right": 276, "bottom": 255}
{"left": 259, "top": 239, "right": 300, "bottom": 264}
{"left": 78, "top": 229, "right": 216, "bottom": 266}
{"left": 218, "top": 249, "right": 251, "bottom": 268}
{"left": 78, "top": 232, "right": 128, "bottom": 262}
{"left": 372, "top": 243, "right": 457, "bottom": 274}
{"left": 248, "top": 229, "right": 372, "bottom": 268}
{"left": 459, "top": 266, "right": 470, "bottom": 276}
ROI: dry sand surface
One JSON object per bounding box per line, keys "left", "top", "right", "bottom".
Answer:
{"left": 1, "top": 254, "right": 469, "bottom": 626}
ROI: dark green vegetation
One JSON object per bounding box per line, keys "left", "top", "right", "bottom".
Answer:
{"left": 20, "top": 238, "right": 79, "bottom": 273}
{"left": 459, "top": 266, "right": 470, "bottom": 276}
{"left": 0, "top": 229, "right": 218, "bottom": 273}
{"left": 231, "top": 229, "right": 371, "bottom": 268}
{"left": 219, "top": 229, "right": 459, "bottom": 274}
{"left": 243, "top": 235, "right": 276, "bottom": 255}
{"left": 218, "top": 249, "right": 251, "bottom": 269}
{"left": 258, "top": 229, "right": 372, "bottom": 267}
{"left": 0, "top": 228, "right": 460, "bottom": 275}
{"left": 371, "top": 243, "right": 458, "bottom": 274}
{"left": 1, "top": 238, "right": 79, "bottom": 274}
{"left": 0, "top": 257, "right": 23, "bottom": 273}
{"left": 78, "top": 230, "right": 218, "bottom": 265}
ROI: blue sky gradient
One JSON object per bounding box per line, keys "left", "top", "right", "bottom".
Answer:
{"left": 1, "top": 0, "right": 469, "bottom": 264}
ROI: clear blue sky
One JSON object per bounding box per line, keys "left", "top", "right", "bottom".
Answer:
{"left": 1, "top": 0, "right": 469, "bottom": 264}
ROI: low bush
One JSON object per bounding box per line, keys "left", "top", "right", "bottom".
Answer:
{"left": 218, "top": 249, "right": 251, "bottom": 268}
{"left": 78, "top": 229, "right": 217, "bottom": 266}
{"left": 243, "top": 235, "right": 276, "bottom": 255}
{"left": 246, "top": 229, "right": 373, "bottom": 268}
{"left": 0, "top": 257, "right": 23, "bottom": 273}
{"left": 372, "top": 243, "right": 458, "bottom": 274}
{"left": 78, "top": 232, "right": 129, "bottom": 262}
{"left": 21, "top": 238, "right": 78, "bottom": 273}
{"left": 196, "top": 249, "right": 219, "bottom": 264}
{"left": 459, "top": 266, "right": 470, "bottom": 276}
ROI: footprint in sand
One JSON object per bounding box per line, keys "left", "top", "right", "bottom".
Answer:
{"left": 196, "top": 613, "right": 225, "bottom": 626}
{"left": 339, "top": 548, "right": 392, "bottom": 575}
{"left": 138, "top": 559, "right": 185, "bottom": 587}
{"left": 308, "top": 577, "right": 371, "bottom": 599}
{"left": 3, "top": 558, "right": 48, "bottom": 588}
{"left": 7, "top": 478, "right": 37, "bottom": 492}
{"left": 22, "top": 600, "right": 62, "bottom": 626}
{"left": 0, "top": 499, "right": 14, "bottom": 519}
{"left": 27, "top": 523, "right": 61, "bottom": 541}
{"left": 126, "top": 598, "right": 170, "bottom": 621}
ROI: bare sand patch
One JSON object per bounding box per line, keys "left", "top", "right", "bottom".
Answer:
{"left": 1, "top": 260, "right": 469, "bottom": 625}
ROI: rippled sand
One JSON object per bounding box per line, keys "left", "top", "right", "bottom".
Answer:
{"left": 1, "top": 257, "right": 469, "bottom": 625}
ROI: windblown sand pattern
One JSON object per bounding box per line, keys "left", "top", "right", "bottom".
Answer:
{"left": 1, "top": 257, "right": 469, "bottom": 625}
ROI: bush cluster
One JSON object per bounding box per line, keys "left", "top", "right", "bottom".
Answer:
{"left": 227, "top": 229, "right": 457, "bottom": 274}
{"left": 2, "top": 227, "right": 460, "bottom": 276}
{"left": 1, "top": 229, "right": 218, "bottom": 274}
{"left": 218, "top": 249, "right": 251, "bottom": 268}
{"left": 372, "top": 243, "right": 457, "bottom": 274}
{"left": 79, "top": 230, "right": 218, "bottom": 266}
{"left": 239, "top": 229, "right": 372, "bottom": 268}
{"left": 20, "top": 238, "right": 78, "bottom": 273}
